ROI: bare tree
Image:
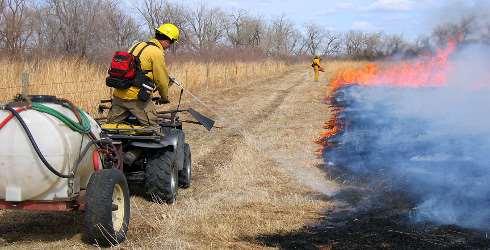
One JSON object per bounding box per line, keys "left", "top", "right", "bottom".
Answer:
{"left": 134, "top": 0, "right": 189, "bottom": 54}
{"left": 3, "top": 0, "right": 461, "bottom": 61}
{"left": 263, "top": 15, "right": 300, "bottom": 56}
{"left": 103, "top": 0, "right": 140, "bottom": 50}
{"left": 364, "top": 32, "right": 383, "bottom": 59}
{"left": 225, "top": 9, "right": 246, "bottom": 48}
{"left": 225, "top": 10, "right": 264, "bottom": 49}
{"left": 0, "top": 0, "right": 4, "bottom": 24}
{"left": 246, "top": 17, "right": 263, "bottom": 48}
{"left": 303, "top": 23, "right": 324, "bottom": 55}
{"left": 41, "top": 0, "right": 102, "bottom": 57}
{"left": 432, "top": 15, "right": 475, "bottom": 46}
{"left": 135, "top": 0, "right": 187, "bottom": 35}
{"left": 342, "top": 31, "right": 386, "bottom": 59}
{"left": 322, "top": 31, "right": 341, "bottom": 57}
{"left": 382, "top": 34, "right": 405, "bottom": 57}
{"left": 136, "top": 0, "right": 164, "bottom": 32}
{"left": 0, "top": 0, "right": 34, "bottom": 57}
{"left": 185, "top": 3, "right": 227, "bottom": 52}
{"left": 26, "top": 0, "right": 141, "bottom": 59}
{"left": 344, "top": 31, "right": 365, "bottom": 59}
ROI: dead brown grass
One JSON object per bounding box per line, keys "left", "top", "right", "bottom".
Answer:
{"left": 0, "top": 60, "right": 364, "bottom": 249}
{"left": 0, "top": 58, "right": 288, "bottom": 115}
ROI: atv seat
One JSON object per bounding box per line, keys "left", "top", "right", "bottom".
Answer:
{"left": 101, "top": 123, "right": 157, "bottom": 135}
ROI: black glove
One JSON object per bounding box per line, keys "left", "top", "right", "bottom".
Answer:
{"left": 169, "top": 76, "right": 176, "bottom": 84}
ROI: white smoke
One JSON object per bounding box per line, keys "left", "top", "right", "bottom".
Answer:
{"left": 324, "top": 44, "right": 490, "bottom": 230}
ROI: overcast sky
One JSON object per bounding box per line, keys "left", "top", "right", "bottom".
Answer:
{"left": 180, "top": 0, "right": 487, "bottom": 40}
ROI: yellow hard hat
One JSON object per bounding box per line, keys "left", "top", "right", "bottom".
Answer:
{"left": 155, "top": 23, "right": 180, "bottom": 42}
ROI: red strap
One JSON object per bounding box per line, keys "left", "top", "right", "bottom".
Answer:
{"left": 0, "top": 107, "right": 26, "bottom": 130}
{"left": 92, "top": 150, "right": 101, "bottom": 171}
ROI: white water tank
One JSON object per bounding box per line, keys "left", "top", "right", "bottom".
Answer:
{"left": 0, "top": 101, "right": 101, "bottom": 202}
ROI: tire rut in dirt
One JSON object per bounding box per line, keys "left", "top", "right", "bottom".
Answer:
{"left": 191, "top": 82, "right": 301, "bottom": 189}
{"left": 246, "top": 85, "right": 297, "bottom": 123}
{"left": 192, "top": 132, "right": 244, "bottom": 188}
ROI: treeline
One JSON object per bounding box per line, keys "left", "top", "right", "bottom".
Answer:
{"left": 1, "top": 0, "right": 489, "bottom": 62}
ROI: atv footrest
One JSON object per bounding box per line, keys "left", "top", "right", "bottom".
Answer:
{"left": 126, "top": 171, "right": 145, "bottom": 183}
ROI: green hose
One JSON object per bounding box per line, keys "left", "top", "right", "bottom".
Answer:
{"left": 31, "top": 102, "right": 91, "bottom": 134}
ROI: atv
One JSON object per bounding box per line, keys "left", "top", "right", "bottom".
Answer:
{"left": 97, "top": 87, "right": 214, "bottom": 204}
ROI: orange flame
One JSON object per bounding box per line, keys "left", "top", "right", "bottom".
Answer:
{"left": 315, "top": 40, "right": 458, "bottom": 155}
{"left": 330, "top": 40, "right": 457, "bottom": 90}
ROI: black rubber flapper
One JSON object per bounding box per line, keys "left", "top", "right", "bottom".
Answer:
{"left": 28, "top": 95, "right": 58, "bottom": 103}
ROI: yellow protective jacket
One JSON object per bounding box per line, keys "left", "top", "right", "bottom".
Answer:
{"left": 312, "top": 58, "right": 321, "bottom": 67}
{"left": 113, "top": 38, "right": 170, "bottom": 101}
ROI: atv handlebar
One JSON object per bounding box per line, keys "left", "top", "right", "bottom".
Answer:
{"left": 98, "top": 77, "right": 215, "bottom": 131}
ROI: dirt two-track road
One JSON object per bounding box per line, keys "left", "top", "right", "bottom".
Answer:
{"left": 0, "top": 66, "right": 338, "bottom": 249}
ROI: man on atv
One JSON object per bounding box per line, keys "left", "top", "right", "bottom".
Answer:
{"left": 107, "top": 23, "right": 180, "bottom": 131}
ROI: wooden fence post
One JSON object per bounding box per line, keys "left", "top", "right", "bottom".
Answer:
{"left": 224, "top": 68, "right": 227, "bottom": 86}
{"left": 235, "top": 64, "right": 238, "bottom": 84}
{"left": 185, "top": 70, "right": 188, "bottom": 86}
{"left": 206, "top": 63, "right": 210, "bottom": 92}
{"left": 21, "top": 72, "right": 29, "bottom": 97}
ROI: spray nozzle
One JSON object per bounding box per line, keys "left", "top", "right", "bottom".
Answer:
{"left": 169, "top": 76, "right": 183, "bottom": 88}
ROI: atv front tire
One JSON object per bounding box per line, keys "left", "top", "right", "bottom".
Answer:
{"left": 84, "top": 169, "right": 130, "bottom": 247}
{"left": 161, "top": 127, "right": 185, "bottom": 171}
{"left": 178, "top": 143, "right": 192, "bottom": 188}
{"left": 145, "top": 150, "right": 178, "bottom": 204}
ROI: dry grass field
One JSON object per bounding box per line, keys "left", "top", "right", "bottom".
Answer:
{"left": 0, "top": 59, "right": 361, "bottom": 249}
{"left": 0, "top": 59, "right": 287, "bottom": 115}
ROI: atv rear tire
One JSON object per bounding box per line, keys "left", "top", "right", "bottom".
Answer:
{"left": 179, "top": 143, "right": 192, "bottom": 188}
{"left": 84, "top": 169, "right": 130, "bottom": 247}
{"left": 145, "top": 150, "right": 178, "bottom": 204}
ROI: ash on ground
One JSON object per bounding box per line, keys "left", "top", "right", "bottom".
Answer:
{"left": 253, "top": 164, "right": 490, "bottom": 249}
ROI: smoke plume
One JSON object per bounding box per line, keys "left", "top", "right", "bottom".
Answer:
{"left": 323, "top": 44, "right": 490, "bottom": 230}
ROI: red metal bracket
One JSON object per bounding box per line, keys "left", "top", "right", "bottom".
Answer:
{"left": 0, "top": 191, "right": 86, "bottom": 212}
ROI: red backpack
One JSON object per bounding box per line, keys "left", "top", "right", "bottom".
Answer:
{"left": 106, "top": 42, "right": 156, "bottom": 89}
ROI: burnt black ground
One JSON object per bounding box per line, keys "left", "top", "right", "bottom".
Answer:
{"left": 253, "top": 165, "right": 490, "bottom": 250}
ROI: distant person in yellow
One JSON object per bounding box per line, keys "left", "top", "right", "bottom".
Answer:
{"left": 107, "top": 23, "right": 180, "bottom": 129}
{"left": 311, "top": 55, "right": 325, "bottom": 82}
